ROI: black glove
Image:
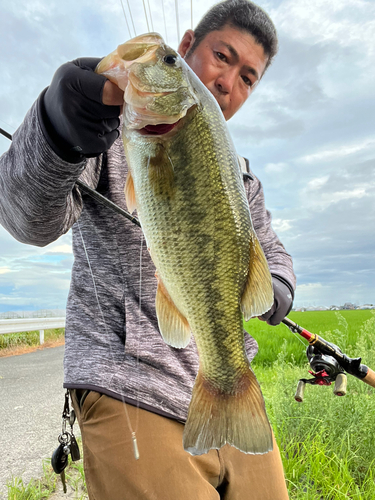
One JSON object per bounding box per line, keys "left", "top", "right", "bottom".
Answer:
{"left": 261, "top": 275, "right": 294, "bottom": 326}
{"left": 38, "top": 58, "right": 121, "bottom": 163}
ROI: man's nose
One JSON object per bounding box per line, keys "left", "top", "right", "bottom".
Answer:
{"left": 216, "top": 69, "right": 236, "bottom": 94}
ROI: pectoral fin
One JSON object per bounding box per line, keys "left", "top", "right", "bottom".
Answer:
{"left": 155, "top": 274, "right": 191, "bottom": 348}
{"left": 125, "top": 170, "right": 137, "bottom": 213}
{"left": 148, "top": 146, "right": 175, "bottom": 199}
{"left": 241, "top": 234, "right": 274, "bottom": 321}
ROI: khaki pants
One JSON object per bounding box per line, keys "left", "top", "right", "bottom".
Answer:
{"left": 71, "top": 390, "right": 289, "bottom": 500}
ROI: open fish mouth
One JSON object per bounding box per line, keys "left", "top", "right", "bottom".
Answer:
{"left": 139, "top": 120, "right": 181, "bottom": 136}
{"left": 137, "top": 105, "right": 197, "bottom": 136}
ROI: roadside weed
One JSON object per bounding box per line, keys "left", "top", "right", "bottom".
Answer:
{"left": 6, "top": 446, "right": 87, "bottom": 500}
{"left": 5, "top": 311, "right": 375, "bottom": 498}
{"left": 7, "top": 461, "right": 56, "bottom": 500}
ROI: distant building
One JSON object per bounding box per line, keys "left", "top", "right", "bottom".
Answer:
{"left": 0, "top": 309, "right": 66, "bottom": 319}
{"left": 343, "top": 302, "right": 356, "bottom": 310}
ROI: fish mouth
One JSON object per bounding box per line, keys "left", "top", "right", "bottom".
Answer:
{"left": 138, "top": 105, "right": 197, "bottom": 136}
{"left": 139, "top": 120, "right": 182, "bottom": 136}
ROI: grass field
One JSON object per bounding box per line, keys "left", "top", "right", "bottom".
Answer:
{"left": 5, "top": 309, "right": 375, "bottom": 499}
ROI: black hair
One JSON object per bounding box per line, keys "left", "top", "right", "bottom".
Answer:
{"left": 189, "top": 0, "right": 278, "bottom": 71}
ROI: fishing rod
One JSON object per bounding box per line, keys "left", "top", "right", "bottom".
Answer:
{"left": 0, "top": 127, "right": 12, "bottom": 140}
{"left": 282, "top": 317, "right": 375, "bottom": 401}
{"left": 3, "top": 126, "right": 375, "bottom": 402}
{"left": 0, "top": 127, "right": 141, "bottom": 227}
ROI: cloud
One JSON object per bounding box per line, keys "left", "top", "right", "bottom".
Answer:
{"left": 300, "top": 138, "right": 375, "bottom": 164}
{"left": 307, "top": 176, "right": 330, "bottom": 190}
{"left": 0, "top": 267, "right": 12, "bottom": 275}
{"left": 272, "top": 219, "right": 293, "bottom": 233}
{"left": 43, "top": 243, "right": 72, "bottom": 255}
{"left": 273, "top": 0, "right": 375, "bottom": 51}
{"left": 264, "top": 162, "right": 289, "bottom": 174}
{"left": 0, "top": 0, "right": 374, "bottom": 310}
{"left": 0, "top": 226, "right": 73, "bottom": 310}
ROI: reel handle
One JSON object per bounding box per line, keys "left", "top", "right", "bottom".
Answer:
{"left": 333, "top": 373, "right": 347, "bottom": 396}
{"left": 295, "top": 380, "right": 305, "bottom": 403}
{"left": 363, "top": 367, "right": 375, "bottom": 388}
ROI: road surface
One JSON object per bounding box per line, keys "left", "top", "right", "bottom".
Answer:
{"left": 0, "top": 346, "right": 68, "bottom": 499}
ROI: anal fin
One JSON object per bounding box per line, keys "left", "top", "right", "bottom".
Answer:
{"left": 155, "top": 274, "right": 191, "bottom": 348}
{"left": 241, "top": 234, "right": 274, "bottom": 321}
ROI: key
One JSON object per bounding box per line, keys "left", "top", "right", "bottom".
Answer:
{"left": 51, "top": 438, "right": 70, "bottom": 494}
{"left": 68, "top": 408, "right": 81, "bottom": 461}
{"left": 70, "top": 434, "right": 81, "bottom": 461}
{"left": 60, "top": 469, "right": 67, "bottom": 494}
{"left": 51, "top": 442, "right": 69, "bottom": 474}
{"left": 51, "top": 432, "right": 71, "bottom": 472}
{"left": 69, "top": 408, "right": 76, "bottom": 427}
{"left": 51, "top": 390, "right": 76, "bottom": 492}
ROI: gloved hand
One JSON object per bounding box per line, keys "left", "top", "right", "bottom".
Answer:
{"left": 260, "top": 275, "right": 294, "bottom": 326}
{"left": 38, "top": 58, "right": 122, "bottom": 163}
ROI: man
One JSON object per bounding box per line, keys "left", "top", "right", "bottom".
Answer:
{"left": 0, "top": 0, "right": 295, "bottom": 498}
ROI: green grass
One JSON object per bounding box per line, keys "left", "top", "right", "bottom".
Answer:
{"left": 6, "top": 310, "right": 375, "bottom": 499}
{"left": 0, "top": 328, "right": 65, "bottom": 350}
{"left": 7, "top": 447, "right": 87, "bottom": 500}
{"left": 66, "top": 460, "right": 87, "bottom": 498}
{"left": 7, "top": 461, "right": 57, "bottom": 499}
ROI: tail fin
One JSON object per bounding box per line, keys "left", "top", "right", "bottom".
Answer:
{"left": 183, "top": 368, "right": 272, "bottom": 456}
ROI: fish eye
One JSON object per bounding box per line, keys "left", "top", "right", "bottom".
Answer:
{"left": 163, "top": 54, "right": 177, "bottom": 65}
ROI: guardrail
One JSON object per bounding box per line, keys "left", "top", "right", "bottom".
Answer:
{"left": 0, "top": 317, "right": 66, "bottom": 344}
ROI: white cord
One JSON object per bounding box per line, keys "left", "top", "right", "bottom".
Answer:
{"left": 76, "top": 219, "right": 140, "bottom": 459}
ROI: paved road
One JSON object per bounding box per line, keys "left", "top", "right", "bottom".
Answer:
{"left": 0, "top": 346, "right": 68, "bottom": 499}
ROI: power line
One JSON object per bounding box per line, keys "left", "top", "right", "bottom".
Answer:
{"left": 0, "top": 118, "right": 15, "bottom": 132}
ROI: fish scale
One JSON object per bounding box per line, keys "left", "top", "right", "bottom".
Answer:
{"left": 97, "top": 32, "right": 275, "bottom": 456}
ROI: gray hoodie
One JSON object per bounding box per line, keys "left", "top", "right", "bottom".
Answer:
{"left": 0, "top": 102, "right": 296, "bottom": 422}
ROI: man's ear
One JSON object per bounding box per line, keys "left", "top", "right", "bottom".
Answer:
{"left": 178, "top": 30, "right": 195, "bottom": 58}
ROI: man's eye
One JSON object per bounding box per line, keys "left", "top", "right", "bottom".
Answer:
{"left": 216, "top": 52, "right": 227, "bottom": 62}
{"left": 242, "top": 75, "right": 253, "bottom": 87}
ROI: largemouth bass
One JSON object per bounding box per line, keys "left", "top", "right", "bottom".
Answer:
{"left": 96, "top": 33, "right": 274, "bottom": 455}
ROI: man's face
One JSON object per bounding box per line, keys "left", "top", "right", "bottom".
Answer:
{"left": 178, "top": 25, "right": 268, "bottom": 120}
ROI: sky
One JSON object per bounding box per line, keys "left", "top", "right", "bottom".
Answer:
{"left": 0, "top": 0, "right": 374, "bottom": 312}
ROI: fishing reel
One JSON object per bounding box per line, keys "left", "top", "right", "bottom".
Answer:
{"left": 294, "top": 344, "right": 347, "bottom": 402}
